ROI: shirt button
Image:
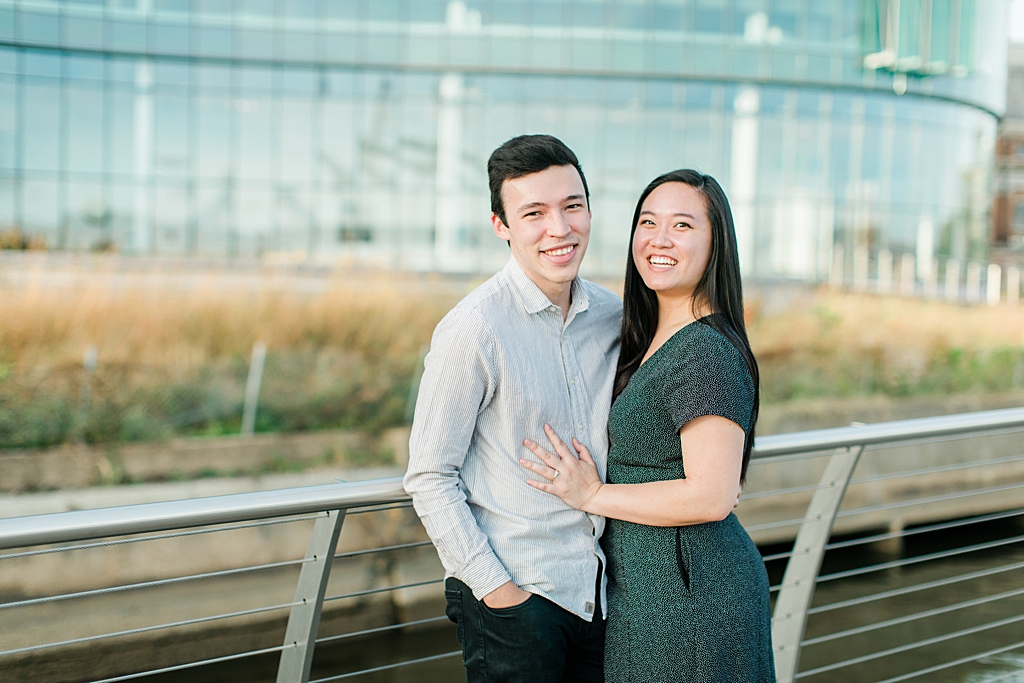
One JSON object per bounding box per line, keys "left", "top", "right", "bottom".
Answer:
{"left": 578, "top": 423, "right": 583, "bottom": 430}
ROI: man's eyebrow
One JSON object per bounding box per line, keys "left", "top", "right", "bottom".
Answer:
{"left": 515, "top": 195, "right": 586, "bottom": 214}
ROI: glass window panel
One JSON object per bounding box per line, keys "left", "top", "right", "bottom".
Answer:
{"left": 0, "top": 179, "right": 14, "bottom": 227}
{"left": 110, "top": 90, "right": 134, "bottom": 177}
{"left": 193, "top": 26, "right": 232, "bottom": 57}
{"left": 279, "top": 100, "right": 312, "bottom": 182}
{"left": 106, "top": 19, "right": 147, "bottom": 50}
{"left": 195, "top": 95, "right": 232, "bottom": 179}
{"left": 67, "top": 180, "right": 109, "bottom": 250}
{"left": 238, "top": 97, "right": 273, "bottom": 180}
{"left": 154, "top": 183, "right": 189, "bottom": 253}
{"left": 67, "top": 86, "right": 104, "bottom": 174}
{"left": 0, "top": 8, "right": 13, "bottom": 41}
{"left": 156, "top": 62, "right": 189, "bottom": 87}
{"left": 154, "top": 93, "right": 189, "bottom": 177}
{"left": 235, "top": 29, "right": 275, "bottom": 60}
{"left": 409, "top": 0, "right": 446, "bottom": 23}
{"left": 490, "top": 0, "right": 525, "bottom": 25}
{"left": 693, "top": 0, "right": 724, "bottom": 33}
{"left": 62, "top": 16, "right": 104, "bottom": 48}
{"left": 153, "top": 23, "right": 189, "bottom": 53}
{"left": 18, "top": 10, "right": 60, "bottom": 43}
{"left": 612, "top": 0, "right": 645, "bottom": 30}
{"left": 321, "top": 0, "right": 357, "bottom": 20}
{"left": 155, "top": 0, "right": 189, "bottom": 13}
{"left": 0, "top": 81, "right": 14, "bottom": 171}
{"left": 283, "top": 0, "right": 315, "bottom": 18}
{"left": 366, "top": 0, "right": 401, "bottom": 22}
{"left": 570, "top": 0, "right": 607, "bottom": 28}
{"left": 22, "top": 84, "right": 61, "bottom": 171}
{"left": 651, "top": 0, "right": 685, "bottom": 31}
{"left": 65, "top": 55, "right": 105, "bottom": 81}
{"left": 21, "top": 179, "right": 60, "bottom": 235}
{"left": 194, "top": 0, "right": 232, "bottom": 16}
{"left": 532, "top": 0, "right": 564, "bottom": 27}
{"left": 0, "top": 47, "right": 15, "bottom": 74}
{"left": 23, "top": 52, "right": 61, "bottom": 79}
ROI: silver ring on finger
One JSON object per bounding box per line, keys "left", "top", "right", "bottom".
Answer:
{"left": 552, "top": 469, "right": 560, "bottom": 480}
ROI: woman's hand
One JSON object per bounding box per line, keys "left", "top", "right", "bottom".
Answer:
{"left": 520, "top": 424, "right": 603, "bottom": 511}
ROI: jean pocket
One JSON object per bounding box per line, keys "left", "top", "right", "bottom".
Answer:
{"left": 444, "top": 588, "right": 466, "bottom": 660}
{"left": 481, "top": 592, "right": 537, "bottom": 616}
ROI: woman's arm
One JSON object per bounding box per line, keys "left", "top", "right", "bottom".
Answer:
{"left": 521, "top": 415, "right": 744, "bottom": 527}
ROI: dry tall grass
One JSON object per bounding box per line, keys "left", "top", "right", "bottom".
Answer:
{"left": 1, "top": 268, "right": 1023, "bottom": 450}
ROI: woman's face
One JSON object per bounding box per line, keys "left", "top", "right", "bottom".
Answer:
{"left": 631, "top": 182, "right": 713, "bottom": 299}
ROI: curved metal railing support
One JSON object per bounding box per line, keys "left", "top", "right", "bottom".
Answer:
{"left": 771, "top": 444, "right": 865, "bottom": 683}
{"left": 277, "top": 509, "right": 346, "bottom": 683}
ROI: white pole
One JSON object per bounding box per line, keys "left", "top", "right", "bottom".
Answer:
{"left": 853, "top": 245, "right": 869, "bottom": 291}
{"left": 986, "top": 264, "right": 1002, "bottom": 307}
{"left": 877, "top": 249, "right": 893, "bottom": 294}
{"left": 241, "top": 342, "right": 267, "bottom": 436}
{"left": 1007, "top": 266, "right": 1021, "bottom": 306}
{"left": 966, "top": 262, "right": 982, "bottom": 303}
{"left": 900, "top": 254, "right": 916, "bottom": 297}
{"left": 944, "top": 259, "right": 960, "bottom": 302}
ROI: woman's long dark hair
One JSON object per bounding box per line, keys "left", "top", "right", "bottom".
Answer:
{"left": 614, "top": 170, "right": 760, "bottom": 480}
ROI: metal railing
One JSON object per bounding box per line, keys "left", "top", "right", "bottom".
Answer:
{"left": 1, "top": 406, "right": 1023, "bottom": 682}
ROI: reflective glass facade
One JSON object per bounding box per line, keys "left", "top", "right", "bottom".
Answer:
{"left": 0, "top": 0, "right": 1009, "bottom": 277}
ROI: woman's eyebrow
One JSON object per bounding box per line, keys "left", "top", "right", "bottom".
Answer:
{"left": 639, "top": 210, "right": 697, "bottom": 219}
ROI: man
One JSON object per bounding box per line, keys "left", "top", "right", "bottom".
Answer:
{"left": 404, "top": 134, "right": 621, "bottom": 682}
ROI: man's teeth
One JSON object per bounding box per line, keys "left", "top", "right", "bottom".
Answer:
{"left": 546, "top": 245, "right": 575, "bottom": 257}
{"left": 650, "top": 256, "right": 677, "bottom": 266}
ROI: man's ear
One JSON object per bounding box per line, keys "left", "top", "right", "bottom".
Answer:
{"left": 491, "top": 213, "right": 511, "bottom": 242}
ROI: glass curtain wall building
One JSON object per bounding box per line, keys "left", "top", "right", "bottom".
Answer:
{"left": 0, "top": 0, "right": 1008, "bottom": 278}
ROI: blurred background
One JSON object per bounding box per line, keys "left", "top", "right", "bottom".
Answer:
{"left": 3, "top": 3, "right": 1024, "bottom": 682}
{"left": 1, "top": 0, "right": 1023, "bottom": 461}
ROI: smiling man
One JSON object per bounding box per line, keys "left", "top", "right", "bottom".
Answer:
{"left": 404, "top": 135, "right": 622, "bottom": 683}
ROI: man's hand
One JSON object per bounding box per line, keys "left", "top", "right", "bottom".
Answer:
{"left": 482, "top": 581, "right": 532, "bottom": 609}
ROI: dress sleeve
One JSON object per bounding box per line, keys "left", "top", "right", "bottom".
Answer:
{"left": 660, "top": 326, "right": 755, "bottom": 434}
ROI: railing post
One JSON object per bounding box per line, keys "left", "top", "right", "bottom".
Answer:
{"left": 276, "top": 508, "right": 346, "bottom": 683}
{"left": 771, "top": 444, "right": 865, "bottom": 683}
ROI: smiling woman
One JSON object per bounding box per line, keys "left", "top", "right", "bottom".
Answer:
{"left": 522, "top": 170, "right": 774, "bottom": 682}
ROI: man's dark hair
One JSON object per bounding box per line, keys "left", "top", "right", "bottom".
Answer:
{"left": 487, "top": 134, "right": 590, "bottom": 226}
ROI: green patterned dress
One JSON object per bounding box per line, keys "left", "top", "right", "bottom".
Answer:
{"left": 602, "top": 317, "right": 775, "bottom": 683}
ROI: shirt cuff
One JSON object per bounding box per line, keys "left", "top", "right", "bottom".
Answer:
{"left": 457, "top": 552, "right": 514, "bottom": 601}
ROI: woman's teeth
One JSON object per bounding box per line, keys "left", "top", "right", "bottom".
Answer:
{"left": 649, "top": 256, "right": 677, "bottom": 266}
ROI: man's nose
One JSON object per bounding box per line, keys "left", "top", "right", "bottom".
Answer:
{"left": 547, "top": 212, "right": 572, "bottom": 237}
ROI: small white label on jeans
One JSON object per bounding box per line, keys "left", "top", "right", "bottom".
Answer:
{"left": 585, "top": 602, "right": 594, "bottom": 614}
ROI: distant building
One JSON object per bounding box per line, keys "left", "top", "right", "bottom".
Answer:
{"left": 993, "top": 43, "right": 1024, "bottom": 264}
{"left": 0, "top": 1, "right": 1010, "bottom": 279}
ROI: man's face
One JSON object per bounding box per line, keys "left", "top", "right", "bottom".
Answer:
{"left": 491, "top": 165, "right": 591, "bottom": 299}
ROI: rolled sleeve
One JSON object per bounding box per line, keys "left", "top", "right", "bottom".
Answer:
{"left": 403, "top": 309, "right": 512, "bottom": 599}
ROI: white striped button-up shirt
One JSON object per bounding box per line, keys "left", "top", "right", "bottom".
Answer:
{"left": 404, "top": 256, "right": 621, "bottom": 621}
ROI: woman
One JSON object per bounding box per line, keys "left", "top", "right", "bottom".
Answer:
{"left": 520, "top": 170, "right": 775, "bottom": 683}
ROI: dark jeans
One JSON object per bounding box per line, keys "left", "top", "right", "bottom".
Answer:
{"left": 444, "top": 577, "right": 605, "bottom": 683}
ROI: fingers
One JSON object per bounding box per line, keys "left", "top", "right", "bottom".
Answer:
{"left": 543, "top": 424, "right": 573, "bottom": 459}
{"left": 519, "top": 455, "right": 559, "bottom": 482}
{"left": 572, "top": 437, "right": 595, "bottom": 464}
{"left": 522, "top": 438, "right": 559, "bottom": 466}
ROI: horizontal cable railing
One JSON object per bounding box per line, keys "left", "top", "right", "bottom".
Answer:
{"left": 0, "top": 406, "right": 1021, "bottom": 682}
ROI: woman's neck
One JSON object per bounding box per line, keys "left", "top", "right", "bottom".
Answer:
{"left": 654, "top": 291, "right": 709, "bottom": 335}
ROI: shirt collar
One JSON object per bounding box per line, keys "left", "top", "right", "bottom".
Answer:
{"left": 502, "top": 256, "right": 590, "bottom": 317}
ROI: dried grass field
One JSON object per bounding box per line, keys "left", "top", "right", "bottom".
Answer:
{"left": 1, "top": 265, "right": 1023, "bottom": 451}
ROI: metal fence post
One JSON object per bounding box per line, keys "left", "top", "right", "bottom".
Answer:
{"left": 771, "top": 444, "right": 865, "bottom": 683}
{"left": 276, "top": 508, "right": 346, "bottom": 683}
{"left": 242, "top": 341, "right": 266, "bottom": 436}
